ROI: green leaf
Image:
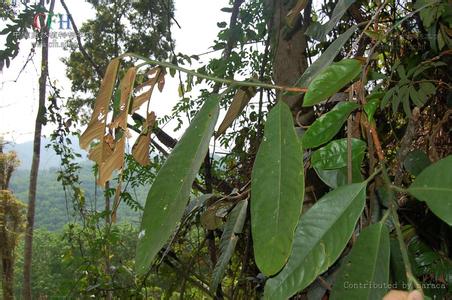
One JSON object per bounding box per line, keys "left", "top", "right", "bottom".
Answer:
{"left": 315, "top": 165, "right": 363, "bottom": 189}
{"left": 408, "top": 155, "right": 452, "bottom": 226}
{"left": 402, "top": 86, "right": 412, "bottom": 116}
{"left": 251, "top": 101, "right": 304, "bottom": 276}
{"left": 305, "top": 0, "right": 356, "bottom": 41}
{"left": 313, "top": 138, "right": 366, "bottom": 188}
{"left": 264, "top": 182, "right": 367, "bottom": 299}
{"left": 419, "top": 81, "right": 436, "bottom": 96}
{"left": 397, "top": 65, "right": 407, "bottom": 80}
{"left": 403, "top": 150, "right": 431, "bottom": 176}
{"left": 409, "top": 86, "right": 425, "bottom": 107}
{"left": 393, "top": 85, "right": 409, "bottom": 114}
{"left": 331, "top": 223, "right": 390, "bottom": 300}
{"left": 311, "top": 138, "right": 367, "bottom": 170}
{"left": 294, "top": 26, "right": 357, "bottom": 89}
{"left": 135, "top": 95, "right": 220, "bottom": 275}
{"left": 364, "top": 98, "right": 380, "bottom": 122}
{"left": 303, "top": 59, "right": 362, "bottom": 107}
{"left": 302, "top": 102, "right": 359, "bottom": 149}
{"left": 211, "top": 200, "right": 248, "bottom": 291}
{"left": 381, "top": 87, "right": 396, "bottom": 109}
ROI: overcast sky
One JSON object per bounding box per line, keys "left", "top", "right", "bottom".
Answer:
{"left": 0, "top": 0, "right": 229, "bottom": 144}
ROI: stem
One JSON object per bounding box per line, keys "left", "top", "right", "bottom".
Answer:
{"left": 123, "top": 53, "right": 307, "bottom": 93}
{"left": 365, "top": 167, "right": 382, "bottom": 184}
{"left": 390, "top": 184, "right": 408, "bottom": 194}
{"left": 381, "top": 166, "right": 422, "bottom": 292}
{"left": 380, "top": 209, "right": 391, "bottom": 224}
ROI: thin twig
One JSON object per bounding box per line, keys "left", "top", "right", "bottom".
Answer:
{"left": 381, "top": 166, "right": 423, "bottom": 292}
{"left": 123, "top": 52, "right": 308, "bottom": 93}
{"left": 60, "top": 0, "right": 103, "bottom": 78}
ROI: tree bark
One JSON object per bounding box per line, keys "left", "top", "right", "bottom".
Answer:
{"left": 22, "top": 1, "right": 55, "bottom": 298}
{"left": 270, "top": 0, "right": 309, "bottom": 113}
{"left": 1, "top": 255, "right": 14, "bottom": 300}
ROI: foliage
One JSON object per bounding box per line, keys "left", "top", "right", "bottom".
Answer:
{"left": 63, "top": 0, "right": 174, "bottom": 122}
{"left": 0, "top": 3, "right": 44, "bottom": 70}
{"left": 70, "top": 0, "right": 452, "bottom": 298}
{"left": 0, "top": 145, "right": 26, "bottom": 300}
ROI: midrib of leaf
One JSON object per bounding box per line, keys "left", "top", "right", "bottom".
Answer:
{"left": 409, "top": 187, "right": 452, "bottom": 193}
{"left": 271, "top": 104, "right": 283, "bottom": 263}
{"left": 367, "top": 226, "right": 383, "bottom": 298}
{"left": 170, "top": 106, "right": 216, "bottom": 205}
{"left": 270, "top": 183, "right": 365, "bottom": 292}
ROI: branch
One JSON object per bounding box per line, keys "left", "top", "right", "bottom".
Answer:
{"left": 123, "top": 52, "right": 308, "bottom": 93}
{"left": 60, "top": 0, "right": 103, "bottom": 78}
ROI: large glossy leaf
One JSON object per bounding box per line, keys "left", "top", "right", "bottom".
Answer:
{"left": 295, "top": 26, "right": 357, "bottom": 89}
{"left": 211, "top": 200, "right": 248, "bottom": 290}
{"left": 306, "top": 0, "right": 356, "bottom": 41}
{"left": 315, "top": 165, "right": 363, "bottom": 189}
{"left": 264, "top": 182, "right": 367, "bottom": 299}
{"left": 313, "top": 138, "right": 366, "bottom": 188}
{"left": 303, "top": 59, "right": 362, "bottom": 107}
{"left": 331, "top": 223, "right": 390, "bottom": 300}
{"left": 407, "top": 155, "right": 452, "bottom": 226}
{"left": 311, "top": 138, "right": 367, "bottom": 170}
{"left": 135, "top": 95, "right": 220, "bottom": 275}
{"left": 251, "top": 101, "right": 304, "bottom": 276}
{"left": 302, "top": 102, "right": 359, "bottom": 148}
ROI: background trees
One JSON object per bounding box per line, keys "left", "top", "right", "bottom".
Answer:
{"left": 0, "top": 141, "right": 26, "bottom": 300}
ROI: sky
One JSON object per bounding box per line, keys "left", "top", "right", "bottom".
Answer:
{"left": 0, "top": 0, "right": 229, "bottom": 144}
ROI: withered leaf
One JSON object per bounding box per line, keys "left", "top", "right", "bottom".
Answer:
{"left": 98, "top": 136, "right": 126, "bottom": 187}
{"left": 200, "top": 201, "right": 234, "bottom": 230}
{"left": 80, "top": 58, "right": 120, "bottom": 150}
{"left": 131, "top": 67, "right": 165, "bottom": 113}
{"left": 132, "top": 112, "right": 156, "bottom": 166}
{"left": 216, "top": 86, "right": 256, "bottom": 137}
{"left": 110, "top": 67, "right": 137, "bottom": 130}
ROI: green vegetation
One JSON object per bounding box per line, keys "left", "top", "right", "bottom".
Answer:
{"left": 9, "top": 163, "right": 145, "bottom": 231}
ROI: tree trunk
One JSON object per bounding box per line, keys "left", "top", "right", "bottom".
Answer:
{"left": 22, "top": 1, "right": 55, "bottom": 298}
{"left": 1, "top": 255, "right": 14, "bottom": 300}
{"left": 270, "top": 0, "right": 309, "bottom": 113}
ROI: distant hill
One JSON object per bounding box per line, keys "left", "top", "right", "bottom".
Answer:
{"left": 4, "top": 137, "right": 145, "bottom": 231}
{"left": 9, "top": 163, "right": 146, "bottom": 231}
{"left": 4, "top": 136, "right": 87, "bottom": 170}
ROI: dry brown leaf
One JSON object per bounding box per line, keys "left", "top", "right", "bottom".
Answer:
{"left": 97, "top": 136, "right": 126, "bottom": 186}
{"left": 216, "top": 86, "right": 257, "bottom": 137}
{"left": 110, "top": 67, "right": 137, "bottom": 130}
{"left": 157, "top": 69, "right": 165, "bottom": 92}
{"left": 88, "top": 144, "right": 102, "bottom": 164}
{"left": 97, "top": 67, "right": 137, "bottom": 187}
{"left": 200, "top": 201, "right": 234, "bottom": 230}
{"left": 286, "top": 0, "right": 308, "bottom": 28}
{"left": 131, "top": 67, "right": 165, "bottom": 113}
{"left": 132, "top": 112, "right": 156, "bottom": 166}
{"left": 80, "top": 58, "right": 120, "bottom": 150}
